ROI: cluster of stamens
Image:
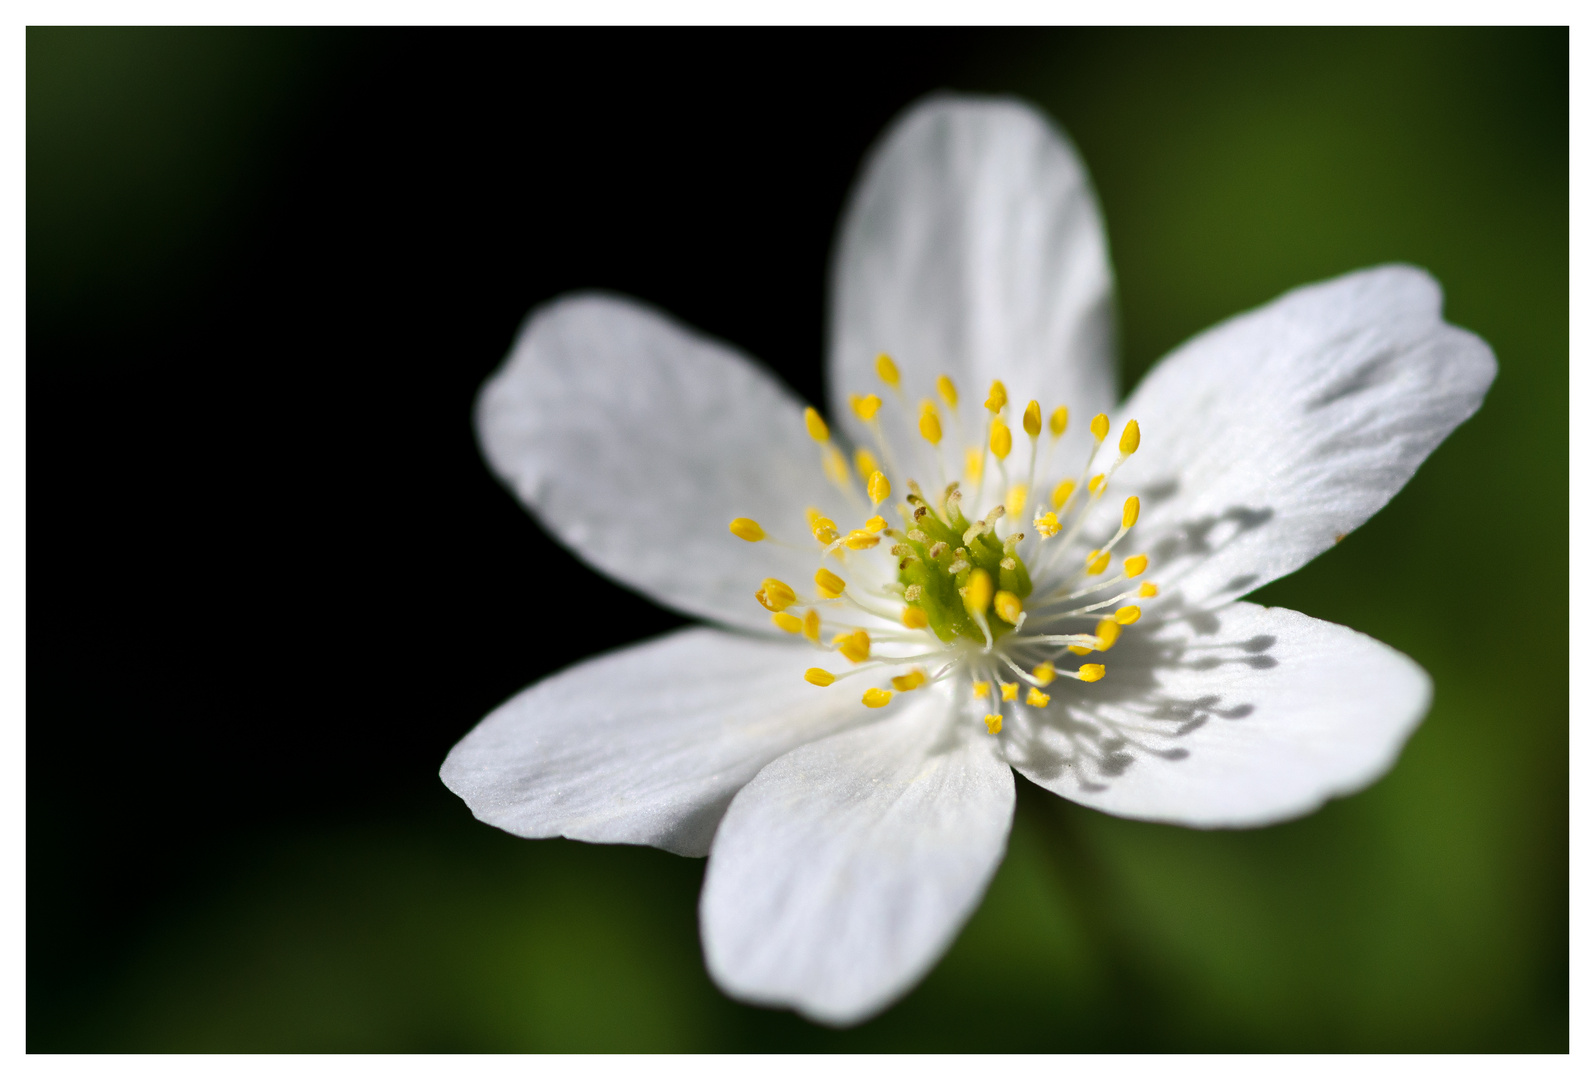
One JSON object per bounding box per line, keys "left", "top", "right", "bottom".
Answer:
{"left": 728, "top": 353, "right": 1156, "bottom": 736}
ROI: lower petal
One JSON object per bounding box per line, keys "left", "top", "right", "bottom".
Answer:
{"left": 700, "top": 692, "right": 1015, "bottom": 1025}
{"left": 1006, "top": 602, "right": 1431, "bottom": 827}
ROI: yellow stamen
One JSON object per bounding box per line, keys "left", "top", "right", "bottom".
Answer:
{"left": 1067, "top": 645, "right": 1091, "bottom": 655}
{"left": 919, "top": 408, "right": 943, "bottom": 445}
{"left": 1051, "top": 479, "right": 1076, "bottom": 510}
{"left": 937, "top": 374, "right": 959, "bottom": 409}
{"left": 811, "top": 516, "right": 840, "bottom": 545}
{"left": 854, "top": 447, "right": 881, "bottom": 480}
{"left": 867, "top": 470, "right": 891, "bottom": 506}
{"left": 1000, "top": 681, "right": 1019, "bottom": 702}
{"left": 1090, "top": 413, "right": 1109, "bottom": 442}
{"left": 1114, "top": 605, "right": 1142, "bottom": 625}
{"left": 1004, "top": 484, "right": 1027, "bottom": 518}
{"left": 1025, "top": 687, "right": 1051, "bottom": 708}
{"left": 803, "top": 608, "right": 821, "bottom": 642}
{"left": 1123, "top": 553, "right": 1148, "bottom": 577}
{"left": 823, "top": 445, "right": 850, "bottom": 487}
{"left": 862, "top": 687, "right": 893, "bottom": 708}
{"left": 875, "top": 353, "right": 900, "bottom": 388}
{"left": 902, "top": 605, "right": 929, "bottom": 629}
{"left": 1139, "top": 582, "right": 1159, "bottom": 598}
{"left": 1122, "top": 496, "right": 1140, "bottom": 528}
{"left": 1086, "top": 550, "right": 1111, "bottom": 575}
{"left": 814, "top": 567, "right": 846, "bottom": 599}
{"left": 994, "top": 590, "right": 1022, "bottom": 625}
{"left": 1088, "top": 473, "right": 1107, "bottom": 496}
{"left": 803, "top": 406, "right": 829, "bottom": 442}
{"left": 834, "top": 630, "right": 871, "bottom": 664}
{"left": 1077, "top": 664, "right": 1106, "bottom": 683}
{"left": 962, "top": 568, "right": 993, "bottom": 615}
{"left": 1118, "top": 419, "right": 1140, "bottom": 455}
{"left": 1032, "top": 661, "right": 1056, "bottom": 686}
{"left": 804, "top": 667, "right": 835, "bottom": 687}
{"left": 990, "top": 416, "right": 1012, "bottom": 460}
{"left": 985, "top": 381, "right": 1008, "bottom": 413}
{"left": 755, "top": 578, "right": 797, "bottom": 612}
{"left": 965, "top": 446, "right": 984, "bottom": 482}
{"left": 1034, "top": 510, "right": 1061, "bottom": 538}
{"left": 1022, "top": 400, "right": 1042, "bottom": 438}
{"left": 772, "top": 612, "right": 804, "bottom": 634}
{"left": 842, "top": 529, "right": 880, "bottom": 550}
{"left": 1049, "top": 405, "right": 1069, "bottom": 438}
{"left": 1095, "top": 618, "right": 1121, "bottom": 651}
{"left": 850, "top": 394, "right": 882, "bottom": 421}
{"left": 891, "top": 668, "right": 926, "bottom": 692}
{"left": 728, "top": 518, "right": 765, "bottom": 542}
{"left": 972, "top": 681, "right": 991, "bottom": 699}
{"left": 984, "top": 714, "right": 1003, "bottom": 735}
{"left": 864, "top": 515, "right": 888, "bottom": 533}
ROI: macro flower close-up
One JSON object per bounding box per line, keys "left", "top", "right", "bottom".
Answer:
{"left": 441, "top": 94, "right": 1497, "bottom": 1024}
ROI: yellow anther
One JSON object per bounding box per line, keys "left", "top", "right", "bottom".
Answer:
{"left": 811, "top": 516, "right": 840, "bottom": 545}
{"left": 1077, "top": 664, "right": 1106, "bottom": 683}
{"left": 1004, "top": 484, "right": 1028, "bottom": 518}
{"left": 823, "top": 445, "right": 851, "bottom": 487}
{"left": 862, "top": 687, "right": 894, "bottom": 708}
{"left": 1139, "top": 582, "right": 1159, "bottom": 598}
{"left": 1114, "top": 605, "right": 1142, "bottom": 625}
{"left": 1049, "top": 405, "right": 1069, "bottom": 438}
{"left": 1090, "top": 413, "right": 1109, "bottom": 441}
{"left": 1034, "top": 510, "right": 1061, "bottom": 538}
{"left": 994, "top": 590, "right": 1023, "bottom": 625}
{"left": 902, "top": 605, "right": 929, "bottom": 630}
{"left": 814, "top": 567, "right": 846, "bottom": 599}
{"left": 1000, "top": 681, "right": 1019, "bottom": 702}
{"left": 1118, "top": 418, "right": 1140, "bottom": 455}
{"left": 729, "top": 518, "right": 765, "bottom": 542}
{"left": 1067, "top": 645, "right": 1091, "bottom": 655}
{"left": 843, "top": 529, "right": 880, "bottom": 550}
{"left": 937, "top": 374, "right": 959, "bottom": 408}
{"left": 834, "top": 630, "right": 871, "bottom": 664}
{"left": 755, "top": 578, "right": 797, "bottom": 612}
{"left": 803, "top": 608, "right": 821, "bottom": 642}
{"left": 1022, "top": 400, "right": 1042, "bottom": 438}
{"left": 965, "top": 446, "right": 984, "bottom": 482}
{"left": 962, "top": 568, "right": 993, "bottom": 615}
{"left": 803, "top": 406, "right": 829, "bottom": 442}
{"left": 1086, "top": 550, "right": 1111, "bottom": 575}
{"left": 972, "top": 681, "right": 991, "bottom": 700}
{"left": 1026, "top": 687, "right": 1051, "bottom": 708}
{"left": 1094, "top": 618, "right": 1121, "bottom": 651}
{"left": 805, "top": 506, "right": 823, "bottom": 528}
{"left": 1122, "top": 496, "right": 1140, "bottom": 529}
{"left": 1088, "top": 473, "right": 1107, "bottom": 496}
{"left": 1123, "top": 553, "right": 1148, "bottom": 577}
{"left": 919, "top": 408, "right": 943, "bottom": 445}
{"left": 985, "top": 381, "right": 1008, "bottom": 413}
{"left": 1032, "top": 661, "right": 1056, "bottom": 686}
{"left": 864, "top": 515, "right": 888, "bottom": 533}
{"left": 867, "top": 470, "right": 891, "bottom": 506}
{"left": 990, "top": 416, "right": 1012, "bottom": 460}
{"left": 1051, "top": 479, "right": 1076, "bottom": 510}
{"left": 854, "top": 447, "right": 881, "bottom": 480}
{"left": 984, "top": 714, "right": 1003, "bottom": 735}
{"left": 875, "top": 353, "right": 901, "bottom": 388}
{"left": 850, "top": 393, "right": 882, "bottom": 421}
{"left": 891, "top": 668, "right": 926, "bottom": 692}
{"left": 804, "top": 667, "right": 835, "bottom": 687}
{"left": 772, "top": 612, "right": 804, "bottom": 634}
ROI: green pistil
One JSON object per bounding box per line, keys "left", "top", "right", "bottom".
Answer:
{"left": 896, "top": 495, "right": 1032, "bottom": 644}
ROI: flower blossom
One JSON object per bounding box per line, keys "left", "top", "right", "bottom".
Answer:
{"left": 441, "top": 94, "right": 1496, "bottom": 1025}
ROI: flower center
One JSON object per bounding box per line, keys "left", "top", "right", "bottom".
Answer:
{"left": 728, "top": 354, "right": 1156, "bottom": 736}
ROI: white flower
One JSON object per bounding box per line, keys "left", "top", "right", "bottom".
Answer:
{"left": 441, "top": 94, "right": 1496, "bottom": 1026}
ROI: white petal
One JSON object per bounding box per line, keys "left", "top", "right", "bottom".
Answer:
{"left": 440, "top": 627, "right": 872, "bottom": 857}
{"left": 700, "top": 691, "right": 1014, "bottom": 1025}
{"left": 829, "top": 94, "right": 1117, "bottom": 474}
{"left": 1007, "top": 602, "right": 1431, "bottom": 827}
{"left": 1114, "top": 265, "right": 1496, "bottom": 609}
{"left": 477, "top": 292, "right": 842, "bottom": 633}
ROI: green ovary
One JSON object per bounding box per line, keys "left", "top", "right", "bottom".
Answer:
{"left": 896, "top": 495, "right": 1032, "bottom": 644}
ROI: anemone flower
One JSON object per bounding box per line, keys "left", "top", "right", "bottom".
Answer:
{"left": 441, "top": 94, "right": 1496, "bottom": 1026}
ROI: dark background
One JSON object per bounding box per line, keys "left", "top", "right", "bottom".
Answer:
{"left": 28, "top": 28, "right": 1567, "bottom": 1051}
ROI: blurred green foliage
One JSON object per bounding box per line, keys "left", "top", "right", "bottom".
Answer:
{"left": 29, "top": 27, "right": 1566, "bottom": 1051}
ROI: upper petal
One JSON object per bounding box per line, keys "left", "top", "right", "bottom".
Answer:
{"left": 700, "top": 691, "right": 1015, "bottom": 1025}
{"left": 829, "top": 94, "right": 1117, "bottom": 469}
{"left": 440, "top": 626, "right": 872, "bottom": 857}
{"left": 1007, "top": 601, "right": 1431, "bottom": 827}
{"left": 477, "top": 292, "right": 841, "bottom": 633}
{"left": 1114, "top": 265, "right": 1496, "bottom": 609}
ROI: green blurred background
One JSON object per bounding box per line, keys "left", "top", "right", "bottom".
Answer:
{"left": 28, "top": 28, "right": 1566, "bottom": 1051}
